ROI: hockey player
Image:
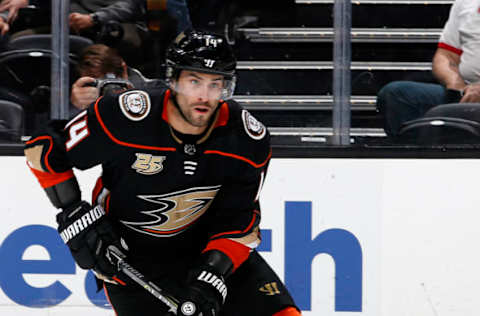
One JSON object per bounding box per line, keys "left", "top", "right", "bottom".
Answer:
{"left": 24, "top": 29, "right": 301, "bottom": 316}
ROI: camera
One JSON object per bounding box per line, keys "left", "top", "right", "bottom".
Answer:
{"left": 84, "top": 74, "right": 134, "bottom": 96}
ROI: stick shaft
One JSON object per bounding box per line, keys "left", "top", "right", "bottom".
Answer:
{"left": 118, "top": 260, "right": 179, "bottom": 314}
{"left": 107, "top": 245, "right": 180, "bottom": 314}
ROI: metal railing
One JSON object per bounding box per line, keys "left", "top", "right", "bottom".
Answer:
{"left": 296, "top": 0, "right": 453, "bottom": 4}
{"left": 239, "top": 27, "right": 442, "bottom": 43}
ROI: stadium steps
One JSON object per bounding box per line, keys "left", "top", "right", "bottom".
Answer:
{"left": 236, "top": 95, "right": 377, "bottom": 111}
{"left": 231, "top": 0, "right": 451, "bottom": 135}
{"left": 235, "top": 61, "right": 433, "bottom": 96}
{"left": 237, "top": 61, "right": 432, "bottom": 70}
{"left": 238, "top": 28, "right": 442, "bottom": 43}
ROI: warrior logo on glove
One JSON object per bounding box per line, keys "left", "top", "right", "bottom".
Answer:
{"left": 197, "top": 270, "right": 227, "bottom": 303}
{"left": 59, "top": 205, "right": 105, "bottom": 243}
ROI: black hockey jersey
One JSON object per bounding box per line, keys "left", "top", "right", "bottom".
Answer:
{"left": 25, "top": 89, "right": 271, "bottom": 277}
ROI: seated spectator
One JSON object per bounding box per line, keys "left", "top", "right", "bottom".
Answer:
{"left": 166, "top": 0, "right": 191, "bottom": 34}
{"left": 1, "top": 0, "right": 191, "bottom": 69}
{"left": 0, "top": 0, "right": 29, "bottom": 41}
{"left": 71, "top": 43, "right": 166, "bottom": 111}
{"left": 0, "top": 11, "right": 8, "bottom": 36}
{"left": 6, "top": 0, "right": 147, "bottom": 65}
{"left": 0, "top": 0, "right": 29, "bottom": 25}
{"left": 377, "top": 0, "right": 480, "bottom": 140}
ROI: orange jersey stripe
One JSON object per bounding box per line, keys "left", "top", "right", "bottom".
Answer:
{"left": 204, "top": 148, "right": 272, "bottom": 168}
{"left": 94, "top": 97, "right": 177, "bottom": 152}
{"left": 161, "top": 89, "right": 171, "bottom": 122}
{"left": 203, "top": 238, "right": 250, "bottom": 271}
{"left": 273, "top": 307, "right": 302, "bottom": 316}
{"left": 213, "top": 102, "right": 229, "bottom": 128}
{"left": 111, "top": 276, "right": 126, "bottom": 286}
{"left": 105, "top": 194, "right": 111, "bottom": 214}
{"left": 28, "top": 166, "right": 74, "bottom": 189}
{"left": 103, "top": 284, "right": 119, "bottom": 316}
{"left": 209, "top": 211, "right": 259, "bottom": 240}
{"left": 143, "top": 217, "right": 199, "bottom": 235}
{"left": 91, "top": 176, "right": 104, "bottom": 205}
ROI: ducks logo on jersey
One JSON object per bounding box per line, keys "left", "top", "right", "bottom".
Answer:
{"left": 120, "top": 185, "right": 221, "bottom": 237}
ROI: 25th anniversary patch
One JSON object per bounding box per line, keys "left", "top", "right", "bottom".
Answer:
{"left": 119, "top": 90, "right": 151, "bottom": 121}
{"left": 242, "top": 110, "right": 266, "bottom": 140}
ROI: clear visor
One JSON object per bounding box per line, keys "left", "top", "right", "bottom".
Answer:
{"left": 168, "top": 72, "right": 237, "bottom": 101}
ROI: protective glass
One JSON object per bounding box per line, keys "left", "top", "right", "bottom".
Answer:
{"left": 169, "top": 73, "right": 237, "bottom": 101}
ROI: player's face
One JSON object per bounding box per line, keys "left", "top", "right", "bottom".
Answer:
{"left": 173, "top": 71, "right": 224, "bottom": 128}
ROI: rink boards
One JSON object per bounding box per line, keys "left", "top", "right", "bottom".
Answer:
{"left": 0, "top": 157, "right": 479, "bottom": 316}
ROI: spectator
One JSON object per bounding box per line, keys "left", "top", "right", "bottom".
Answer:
{"left": 166, "top": 0, "right": 191, "bottom": 34}
{"left": 0, "top": 12, "right": 8, "bottom": 36}
{"left": 377, "top": 0, "right": 480, "bottom": 140}
{"left": 71, "top": 43, "right": 166, "bottom": 111}
{"left": 68, "top": 0, "right": 145, "bottom": 43}
{"left": 6, "top": 0, "right": 147, "bottom": 65}
{"left": 0, "top": 0, "right": 30, "bottom": 37}
{"left": 0, "top": 0, "right": 29, "bottom": 24}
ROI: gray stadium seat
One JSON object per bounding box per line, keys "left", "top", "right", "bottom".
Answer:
{"left": 398, "top": 103, "right": 480, "bottom": 144}
{"left": 8, "top": 34, "right": 93, "bottom": 56}
{"left": 0, "top": 100, "right": 24, "bottom": 141}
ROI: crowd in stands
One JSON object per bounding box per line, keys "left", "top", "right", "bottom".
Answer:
{"left": 0, "top": 0, "right": 193, "bottom": 140}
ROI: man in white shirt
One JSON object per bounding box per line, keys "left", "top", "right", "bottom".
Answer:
{"left": 377, "top": 0, "right": 480, "bottom": 139}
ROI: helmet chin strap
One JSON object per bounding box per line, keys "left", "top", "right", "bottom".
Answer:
{"left": 170, "top": 89, "right": 191, "bottom": 124}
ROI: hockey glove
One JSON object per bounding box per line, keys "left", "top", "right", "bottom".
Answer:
{"left": 56, "top": 200, "right": 124, "bottom": 277}
{"left": 178, "top": 267, "right": 226, "bottom": 316}
{"left": 178, "top": 250, "right": 233, "bottom": 316}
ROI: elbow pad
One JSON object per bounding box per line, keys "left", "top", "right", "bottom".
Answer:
{"left": 44, "top": 177, "right": 81, "bottom": 209}
{"left": 198, "top": 249, "right": 234, "bottom": 278}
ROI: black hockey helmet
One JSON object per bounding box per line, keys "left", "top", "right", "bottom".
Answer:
{"left": 166, "top": 29, "right": 237, "bottom": 99}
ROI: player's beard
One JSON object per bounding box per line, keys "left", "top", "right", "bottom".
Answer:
{"left": 173, "top": 94, "right": 217, "bottom": 128}
{"left": 183, "top": 103, "right": 213, "bottom": 127}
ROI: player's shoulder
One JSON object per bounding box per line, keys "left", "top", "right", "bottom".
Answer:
{"left": 225, "top": 99, "right": 268, "bottom": 142}
{"left": 91, "top": 89, "right": 165, "bottom": 137}
{"left": 95, "top": 89, "right": 159, "bottom": 120}
{"left": 222, "top": 99, "right": 271, "bottom": 163}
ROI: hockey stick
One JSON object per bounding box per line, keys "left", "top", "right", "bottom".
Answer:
{"left": 106, "top": 245, "right": 198, "bottom": 316}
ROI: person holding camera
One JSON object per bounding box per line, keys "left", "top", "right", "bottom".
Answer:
{"left": 71, "top": 43, "right": 166, "bottom": 112}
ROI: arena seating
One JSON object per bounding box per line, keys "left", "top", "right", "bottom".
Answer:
{"left": 0, "top": 100, "right": 24, "bottom": 142}
{"left": 230, "top": 0, "right": 453, "bottom": 140}
{"left": 0, "top": 0, "right": 454, "bottom": 143}
{"left": 0, "top": 35, "right": 92, "bottom": 136}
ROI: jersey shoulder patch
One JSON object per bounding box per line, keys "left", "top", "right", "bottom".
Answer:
{"left": 241, "top": 109, "right": 266, "bottom": 140}
{"left": 118, "top": 90, "right": 151, "bottom": 121}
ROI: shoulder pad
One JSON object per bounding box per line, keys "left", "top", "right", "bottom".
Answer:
{"left": 225, "top": 100, "right": 266, "bottom": 141}
{"left": 223, "top": 100, "right": 271, "bottom": 166}
{"left": 92, "top": 89, "right": 165, "bottom": 144}
{"left": 118, "top": 90, "right": 151, "bottom": 121}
